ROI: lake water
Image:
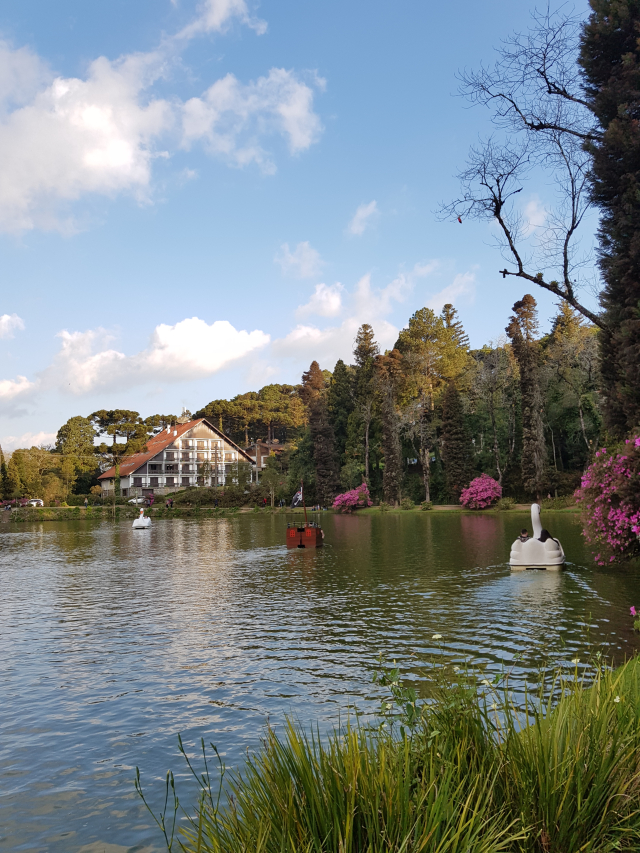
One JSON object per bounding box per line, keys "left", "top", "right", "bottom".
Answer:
{"left": 1, "top": 512, "right": 639, "bottom": 852}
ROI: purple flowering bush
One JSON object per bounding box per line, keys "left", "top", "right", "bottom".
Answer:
{"left": 574, "top": 437, "right": 640, "bottom": 565}
{"left": 333, "top": 482, "right": 373, "bottom": 513}
{"left": 459, "top": 474, "right": 502, "bottom": 509}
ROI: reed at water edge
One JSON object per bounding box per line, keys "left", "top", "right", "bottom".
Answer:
{"left": 137, "top": 655, "right": 640, "bottom": 853}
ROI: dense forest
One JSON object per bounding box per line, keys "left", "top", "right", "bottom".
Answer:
{"left": 0, "top": 294, "right": 600, "bottom": 507}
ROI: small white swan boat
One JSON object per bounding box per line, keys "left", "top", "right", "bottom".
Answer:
{"left": 510, "top": 503, "right": 564, "bottom": 570}
{"left": 132, "top": 508, "right": 151, "bottom": 530}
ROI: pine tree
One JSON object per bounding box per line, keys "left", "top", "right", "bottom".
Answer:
{"left": 441, "top": 381, "right": 472, "bottom": 500}
{"left": 300, "top": 360, "right": 326, "bottom": 405}
{"left": 309, "top": 398, "right": 340, "bottom": 506}
{"left": 352, "top": 325, "right": 380, "bottom": 482}
{"left": 375, "top": 349, "right": 404, "bottom": 505}
{"left": 0, "top": 446, "right": 9, "bottom": 499}
{"left": 580, "top": 1, "right": 640, "bottom": 434}
{"left": 327, "top": 359, "right": 354, "bottom": 460}
{"left": 506, "top": 295, "right": 545, "bottom": 497}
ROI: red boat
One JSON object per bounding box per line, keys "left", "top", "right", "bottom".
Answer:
{"left": 286, "top": 521, "right": 324, "bottom": 549}
{"left": 286, "top": 480, "right": 323, "bottom": 547}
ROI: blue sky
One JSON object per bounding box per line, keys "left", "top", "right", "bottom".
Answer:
{"left": 0, "top": 0, "right": 595, "bottom": 450}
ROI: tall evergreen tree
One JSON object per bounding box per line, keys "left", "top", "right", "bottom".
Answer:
{"left": 0, "top": 445, "right": 9, "bottom": 499}
{"left": 309, "top": 398, "right": 341, "bottom": 506}
{"left": 353, "top": 325, "right": 380, "bottom": 482}
{"left": 506, "top": 295, "right": 546, "bottom": 497}
{"left": 327, "top": 359, "right": 354, "bottom": 461}
{"left": 580, "top": 1, "right": 640, "bottom": 434}
{"left": 441, "top": 382, "right": 473, "bottom": 500}
{"left": 375, "top": 349, "right": 404, "bottom": 505}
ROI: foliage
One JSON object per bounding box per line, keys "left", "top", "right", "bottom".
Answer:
{"left": 332, "top": 481, "right": 372, "bottom": 513}
{"left": 137, "top": 655, "right": 640, "bottom": 853}
{"left": 631, "top": 606, "right": 640, "bottom": 633}
{"left": 581, "top": 0, "right": 640, "bottom": 435}
{"left": 497, "top": 497, "right": 515, "bottom": 511}
{"left": 574, "top": 436, "right": 640, "bottom": 565}
{"left": 259, "top": 454, "right": 284, "bottom": 508}
{"left": 400, "top": 497, "right": 414, "bottom": 510}
{"left": 441, "top": 381, "right": 472, "bottom": 500}
{"left": 460, "top": 473, "right": 502, "bottom": 509}
{"left": 421, "top": 500, "right": 433, "bottom": 510}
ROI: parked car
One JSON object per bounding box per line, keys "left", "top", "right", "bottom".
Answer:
{"left": 27, "top": 499, "right": 44, "bottom": 507}
{"left": 128, "top": 497, "right": 145, "bottom": 504}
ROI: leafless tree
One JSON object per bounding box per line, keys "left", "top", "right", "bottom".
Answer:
{"left": 439, "top": 6, "right": 606, "bottom": 330}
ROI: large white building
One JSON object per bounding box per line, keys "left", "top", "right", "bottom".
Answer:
{"left": 98, "top": 418, "right": 256, "bottom": 497}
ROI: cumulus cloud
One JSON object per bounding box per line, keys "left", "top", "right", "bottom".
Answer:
{"left": 0, "top": 374, "right": 35, "bottom": 401}
{"left": 347, "top": 200, "right": 378, "bottom": 236}
{"left": 275, "top": 241, "right": 323, "bottom": 278}
{"left": 523, "top": 195, "right": 547, "bottom": 236}
{"left": 0, "top": 3, "right": 323, "bottom": 232}
{"left": 0, "top": 313, "right": 25, "bottom": 338}
{"left": 182, "top": 68, "right": 323, "bottom": 169}
{"left": 44, "top": 317, "right": 270, "bottom": 395}
{"left": 1, "top": 430, "right": 56, "bottom": 453}
{"left": 296, "top": 283, "right": 343, "bottom": 318}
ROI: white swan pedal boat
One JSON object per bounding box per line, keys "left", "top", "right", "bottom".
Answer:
{"left": 510, "top": 503, "right": 564, "bottom": 571}
{"left": 132, "top": 509, "right": 151, "bottom": 529}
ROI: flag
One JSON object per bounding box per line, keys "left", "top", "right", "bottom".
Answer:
{"left": 291, "top": 485, "right": 303, "bottom": 508}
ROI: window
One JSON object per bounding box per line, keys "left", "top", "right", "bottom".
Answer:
{"left": 181, "top": 452, "right": 190, "bottom": 461}
{"left": 150, "top": 477, "right": 159, "bottom": 486}
{"left": 165, "top": 452, "right": 175, "bottom": 461}
{"left": 181, "top": 477, "right": 190, "bottom": 485}
{"left": 166, "top": 464, "right": 175, "bottom": 473}
{"left": 133, "top": 477, "right": 142, "bottom": 487}
{"left": 166, "top": 477, "right": 174, "bottom": 486}
{"left": 149, "top": 464, "right": 161, "bottom": 472}
{"left": 197, "top": 452, "right": 205, "bottom": 461}
{"left": 197, "top": 440, "right": 205, "bottom": 449}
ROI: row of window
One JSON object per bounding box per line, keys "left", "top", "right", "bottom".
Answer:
{"left": 164, "top": 451, "right": 236, "bottom": 461}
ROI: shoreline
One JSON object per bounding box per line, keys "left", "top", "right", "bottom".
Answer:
{"left": 3, "top": 503, "right": 581, "bottom": 523}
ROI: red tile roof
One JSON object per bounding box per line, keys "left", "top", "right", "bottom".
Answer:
{"left": 98, "top": 418, "right": 254, "bottom": 480}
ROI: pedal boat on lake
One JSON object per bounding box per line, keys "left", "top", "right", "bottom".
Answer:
{"left": 286, "top": 521, "right": 324, "bottom": 549}
{"left": 132, "top": 509, "right": 151, "bottom": 530}
{"left": 510, "top": 503, "right": 565, "bottom": 571}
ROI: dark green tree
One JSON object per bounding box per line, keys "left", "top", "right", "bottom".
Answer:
{"left": 580, "top": 0, "right": 640, "bottom": 434}
{"left": 506, "top": 295, "right": 546, "bottom": 497}
{"left": 375, "top": 349, "right": 404, "bottom": 505}
{"left": 441, "top": 381, "right": 473, "bottom": 500}
{"left": 0, "top": 445, "right": 9, "bottom": 499}
{"left": 353, "top": 324, "right": 380, "bottom": 482}
{"left": 309, "top": 398, "right": 340, "bottom": 506}
{"left": 327, "top": 359, "right": 354, "bottom": 460}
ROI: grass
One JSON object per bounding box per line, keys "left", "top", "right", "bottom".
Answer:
{"left": 137, "top": 656, "right": 640, "bottom": 853}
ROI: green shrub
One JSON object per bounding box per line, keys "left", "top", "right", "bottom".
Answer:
{"left": 400, "top": 497, "right": 414, "bottom": 510}
{"left": 379, "top": 501, "right": 390, "bottom": 512}
{"left": 421, "top": 500, "right": 433, "bottom": 511}
{"left": 497, "top": 497, "right": 515, "bottom": 511}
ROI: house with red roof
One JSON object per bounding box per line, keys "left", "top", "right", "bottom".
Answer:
{"left": 98, "top": 418, "right": 256, "bottom": 497}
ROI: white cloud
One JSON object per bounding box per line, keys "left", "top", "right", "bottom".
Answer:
{"left": 296, "top": 283, "right": 343, "bottom": 318}
{"left": 1, "top": 430, "right": 56, "bottom": 453}
{"left": 347, "top": 200, "right": 378, "bottom": 236}
{"left": 0, "top": 3, "right": 323, "bottom": 232}
{"left": 0, "top": 374, "right": 35, "bottom": 401}
{"left": 0, "top": 313, "right": 25, "bottom": 338}
{"left": 44, "top": 317, "right": 270, "bottom": 395}
{"left": 182, "top": 68, "right": 323, "bottom": 169}
{"left": 425, "top": 271, "right": 476, "bottom": 311}
{"left": 275, "top": 241, "right": 323, "bottom": 278}
{"left": 523, "top": 195, "right": 547, "bottom": 236}
{"left": 178, "top": 0, "right": 267, "bottom": 38}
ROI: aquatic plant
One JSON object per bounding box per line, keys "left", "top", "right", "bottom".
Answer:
{"left": 459, "top": 473, "right": 502, "bottom": 509}
{"left": 574, "top": 436, "right": 640, "bottom": 565}
{"left": 137, "top": 655, "right": 640, "bottom": 853}
{"left": 332, "top": 482, "right": 372, "bottom": 512}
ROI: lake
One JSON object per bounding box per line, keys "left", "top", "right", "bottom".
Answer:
{"left": 1, "top": 511, "right": 639, "bottom": 852}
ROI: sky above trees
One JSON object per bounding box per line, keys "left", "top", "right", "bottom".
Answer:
{"left": 0, "top": 0, "right": 595, "bottom": 451}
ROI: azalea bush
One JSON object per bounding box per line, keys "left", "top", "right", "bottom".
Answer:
{"left": 574, "top": 437, "right": 640, "bottom": 565}
{"left": 459, "top": 474, "right": 502, "bottom": 509}
{"left": 332, "top": 482, "right": 372, "bottom": 513}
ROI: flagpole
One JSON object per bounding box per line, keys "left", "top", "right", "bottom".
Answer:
{"left": 301, "top": 478, "right": 308, "bottom": 525}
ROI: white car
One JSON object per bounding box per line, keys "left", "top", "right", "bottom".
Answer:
{"left": 27, "top": 499, "right": 44, "bottom": 507}
{"left": 128, "top": 497, "right": 145, "bottom": 504}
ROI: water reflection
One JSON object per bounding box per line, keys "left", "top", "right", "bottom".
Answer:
{"left": 0, "top": 512, "right": 638, "bottom": 852}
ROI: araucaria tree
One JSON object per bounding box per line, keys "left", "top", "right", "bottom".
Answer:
{"left": 303, "top": 361, "right": 340, "bottom": 506}
{"left": 441, "top": 381, "right": 472, "bottom": 500}
{"left": 506, "top": 295, "right": 545, "bottom": 497}
{"left": 580, "top": 0, "right": 640, "bottom": 434}
{"left": 375, "top": 349, "right": 404, "bottom": 505}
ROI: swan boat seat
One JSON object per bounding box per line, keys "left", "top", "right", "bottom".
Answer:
{"left": 132, "top": 509, "right": 151, "bottom": 529}
{"left": 510, "top": 503, "right": 564, "bottom": 571}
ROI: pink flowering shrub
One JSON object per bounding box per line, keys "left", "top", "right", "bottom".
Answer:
{"left": 574, "top": 437, "right": 640, "bottom": 565}
{"left": 459, "top": 474, "right": 502, "bottom": 509}
{"left": 333, "top": 482, "right": 373, "bottom": 513}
